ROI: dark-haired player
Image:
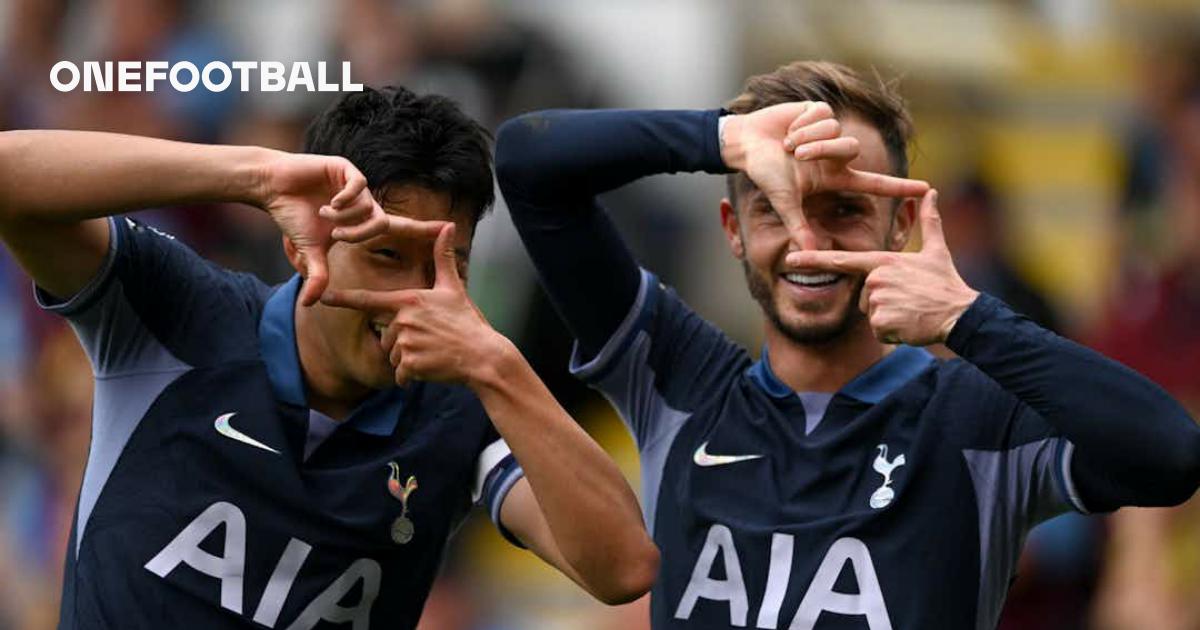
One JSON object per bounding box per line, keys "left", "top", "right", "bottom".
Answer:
{"left": 0, "top": 86, "right": 657, "bottom": 629}
{"left": 496, "top": 62, "right": 1200, "bottom": 628}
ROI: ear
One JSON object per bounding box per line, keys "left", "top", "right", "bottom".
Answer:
{"left": 720, "top": 198, "right": 746, "bottom": 260}
{"left": 887, "top": 197, "right": 919, "bottom": 252}
{"left": 281, "top": 235, "right": 305, "bottom": 276}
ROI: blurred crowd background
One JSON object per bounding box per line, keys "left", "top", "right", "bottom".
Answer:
{"left": 0, "top": 0, "right": 1198, "bottom": 628}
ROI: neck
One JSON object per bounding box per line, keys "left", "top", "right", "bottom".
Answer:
{"left": 763, "top": 317, "right": 892, "bottom": 394}
{"left": 294, "top": 303, "right": 371, "bottom": 421}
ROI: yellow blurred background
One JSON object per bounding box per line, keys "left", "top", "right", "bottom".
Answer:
{"left": 1, "top": 1, "right": 1198, "bottom": 629}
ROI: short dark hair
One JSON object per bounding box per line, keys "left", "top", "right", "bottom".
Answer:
{"left": 304, "top": 86, "right": 495, "bottom": 227}
{"left": 725, "top": 61, "right": 914, "bottom": 206}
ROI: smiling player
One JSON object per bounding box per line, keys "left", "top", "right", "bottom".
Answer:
{"left": 0, "top": 86, "right": 657, "bottom": 629}
{"left": 496, "top": 61, "right": 1200, "bottom": 629}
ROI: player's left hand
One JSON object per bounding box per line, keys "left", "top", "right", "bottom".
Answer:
{"left": 784, "top": 189, "right": 980, "bottom": 346}
{"left": 257, "top": 152, "right": 390, "bottom": 306}
{"left": 723, "top": 102, "right": 930, "bottom": 248}
{"left": 320, "top": 223, "right": 511, "bottom": 386}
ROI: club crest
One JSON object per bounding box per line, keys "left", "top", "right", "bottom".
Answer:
{"left": 869, "top": 444, "right": 905, "bottom": 509}
{"left": 386, "top": 462, "right": 419, "bottom": 544}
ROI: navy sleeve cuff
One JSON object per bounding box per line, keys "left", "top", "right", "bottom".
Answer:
{"left": 702, "top": 109, "right": 733, "bottom": 174}
{"left": 944, "top": 293, "right": 1005, "bottom": 357}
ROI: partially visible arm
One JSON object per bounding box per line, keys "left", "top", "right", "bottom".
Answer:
{"left": 496, "top": 109, "right": 727, "bottom": 358}
{"left": 947, "top": 294, "right": 1200, "bottom": 510}
{"left": 0, "top": 130, "right": 270, "bottom": 299}
{"left": 0, "top": 130, "right": 269, "bottom": 220}
{"left": 479, "top": 344, "right": 658, "bottom": 604}
{"left": 0, "top": 129, "right": 386, "bottom": 305}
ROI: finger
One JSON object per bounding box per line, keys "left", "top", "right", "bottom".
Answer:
{"left": 785, "top": 102, "right": 812, "bottom": 133}
{"left": 394, "top": 361, "right": 410, "bottom": 388}
{"left": 332, "top": 208, "right": 388, "bottom": 242}
{"left": 918, "top": 189, "right": 946, "bottom": 252}
{"left": 389, "top": 332, "right": 404, "bottom": 367}
{"left": 321, "top": 287, "right": 412, "bottom": 312}
{"left": 786, "top": 101, "right": 834, "bottom": 134}
{"left": 842, "top": 170, "right": 930, "bottom": 199}
{"left": 785, "top": 249, "right": 896, "bottom": 274}
{"left": 346, "top": 186, "right": 378, "bottom": 214}
{"left": 381, "top": 319, "right": 401, "bottom": 357}
{"left": 331, "top": 169, "right": 368, "bottom": 210}
{"left": 871, "top": 310, "right": 903, "bottom": 345}
{"left": 794, "top": 136, "right": 860, "bottom": 162}
{"left": 299, "top": 250, "right": 329, "bottom": 307}
{"left": 858, "top": 278, "right": 871, "bottom": 314}
{"left": 784, "top": 118, "right": 841, "bottom": 152}
{"left": 432, "top": 223, "right": 463, "bottom": 289}
{"left": 320, "top": 202, "right": 370, "bottom": 224}
{"left": 383, "top": 215, "right": 448, "bottom": 242}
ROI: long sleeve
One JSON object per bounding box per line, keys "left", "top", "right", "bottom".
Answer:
{"left": 495, "top": 109, "right": 728, "bottom": 359}
{"left": 946, "top": 293, "right": 1200, "bottom": 511}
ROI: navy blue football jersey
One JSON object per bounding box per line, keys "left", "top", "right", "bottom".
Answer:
{"left": 39, "top": 217, "right": 525, "bottom": 630}
{"left": 574, "top": 270, "right": 1083, "bottom": 630}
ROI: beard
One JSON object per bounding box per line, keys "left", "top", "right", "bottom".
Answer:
{"left": 742, "top": 259, "right": 866, "bottom": 346}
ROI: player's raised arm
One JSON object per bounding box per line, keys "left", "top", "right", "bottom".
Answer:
{"left": 496, "top": 108, "right": 730, "bottom": 358}
{"left": 0, "top": 130, "right": 387, "bottom": 305}
{"left": 322, "top": 223, "right": 660, "bottom": 605}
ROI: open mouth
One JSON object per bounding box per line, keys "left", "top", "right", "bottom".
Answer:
{"left": 368, "top": 321, "right": 387, "bottom": 341}
{"left": 781, "top": 272, "right": 843, "bottom": 289}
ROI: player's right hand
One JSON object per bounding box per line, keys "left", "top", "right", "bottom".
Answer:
{"left": 722, "top": 101, "right": 929, "bottom": 246}
{"left": 255, "top": 153, "right": 389, "bottom": 306}
{"left": 321, "top": 222, "right": 512, "bottom": 389}
{"left": 784, "top": 189, "right": 979, "bottom": 346}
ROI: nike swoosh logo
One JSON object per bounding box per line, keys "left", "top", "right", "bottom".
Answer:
{"left": 693, "top": 441, "right": 764, "bottom": 467}
{"left": 214, "top": 412, "right": 280, "bottom": 455}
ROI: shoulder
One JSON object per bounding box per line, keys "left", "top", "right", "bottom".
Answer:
{"left": 579, "top": 273, "right": 752, "bottom": 417}
{"left": 116, "top": 217, "right": 273, "bottom": 315}
{"left": 110, "top": 217, "right": 273, "bottom": 365}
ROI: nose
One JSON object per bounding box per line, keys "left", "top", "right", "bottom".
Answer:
{"left": 785, "top": 215, "right": 830, "bottom": 252}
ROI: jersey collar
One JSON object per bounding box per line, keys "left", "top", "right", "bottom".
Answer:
{"left": 259, "top": 274, "right": 406, "bottom": 436}
{"left": 747, "top": 343, "right": 935, "bottom": 404}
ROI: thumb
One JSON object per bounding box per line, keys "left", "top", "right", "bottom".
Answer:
{"left": 432, "top": 223, "right": 462, "bottom": 289}
{"left": 299, "top": 248, "right": 329, "bottom": 307}
{"left": 919, "top": 189, "right": 946, "bottom": 253}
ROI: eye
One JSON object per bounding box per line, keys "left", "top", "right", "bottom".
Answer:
{"left": 753, "top": 203, "right": 783, "bottom": 224}
{"left": 833, "top": 203, "right": 865, "bottom": 219}
{"left": 371, "top": 248, "right": 401, "bottom": 260}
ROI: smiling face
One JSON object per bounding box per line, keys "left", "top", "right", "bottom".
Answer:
{"left": 296, "top": 184, "right": 473, "bottom": 392}
{"left": 722, "top": 116, "right": 916, "bottom": 345}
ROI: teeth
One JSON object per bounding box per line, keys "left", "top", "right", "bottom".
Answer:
{"left": 785, "top": 272, "right": 841, "bottom": 286}
{"left": 370, "top": 322, "right": 387, "bottom": 336}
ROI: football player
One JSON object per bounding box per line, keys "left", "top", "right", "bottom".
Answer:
{"left": 496, "top": 61, "right": 1200, "bottom": 629}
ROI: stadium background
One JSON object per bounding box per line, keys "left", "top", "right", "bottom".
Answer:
{"left": 0, "top": 0, "right": 1198, "bottom": 628}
